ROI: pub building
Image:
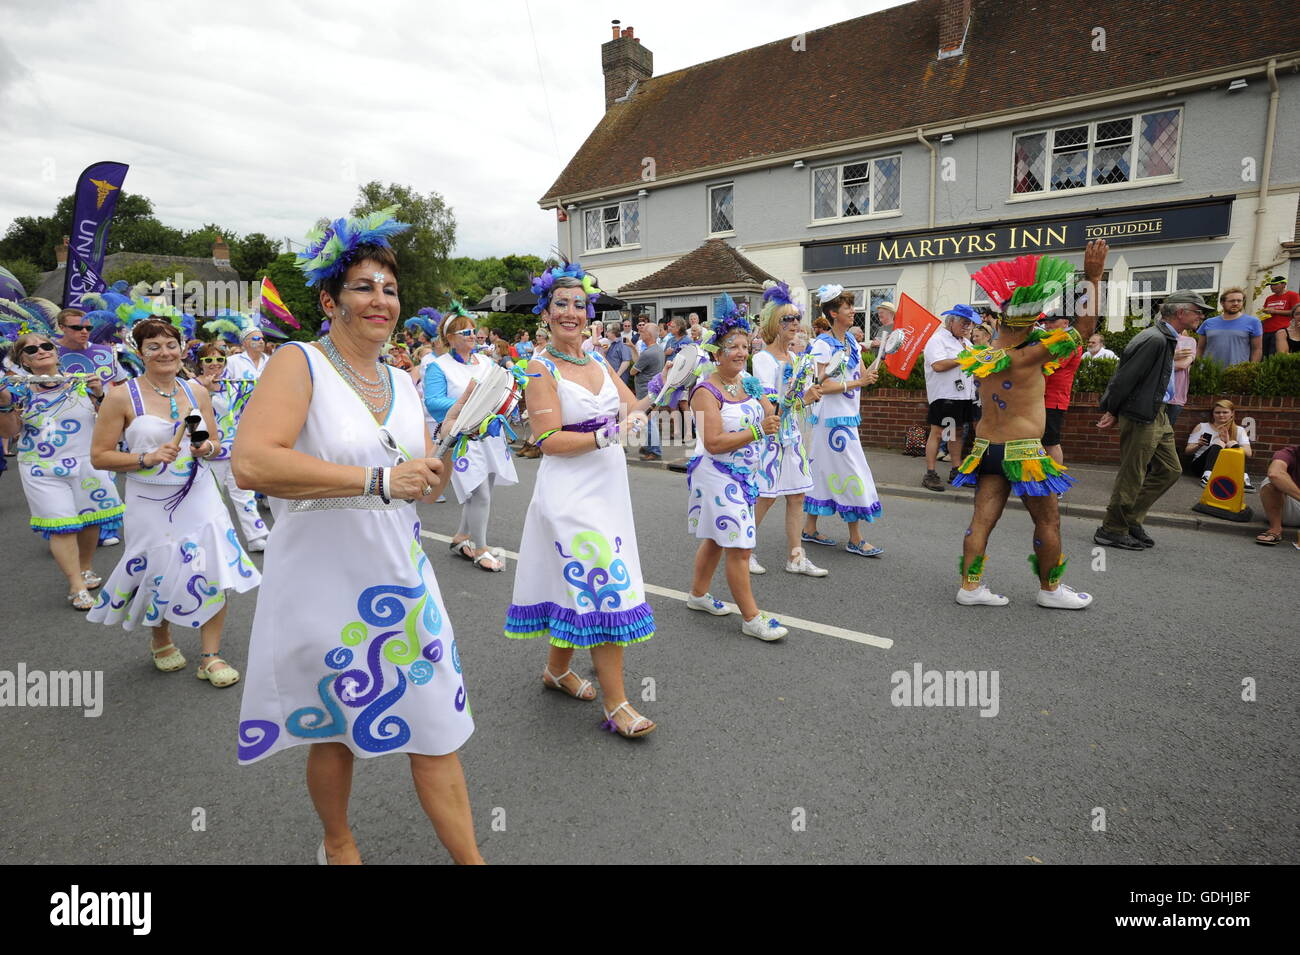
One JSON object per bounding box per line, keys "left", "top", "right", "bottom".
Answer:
{"left": 540, "top": 0, "right": 1300, "bottom": 337}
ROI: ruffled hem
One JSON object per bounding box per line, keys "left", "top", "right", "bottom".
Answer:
{"left": 821, "top": 414, "right": 861, "bottom": 428}
{"left": 803, "top": 495, "right": 882, "bottom": 523}
{"left": 87, "top": 528, "right": 261, "bottom": 632}
{"left": 504, "top": 601, "right": 655, "bottom": 649}
{"left": 30, "top": 505, "right": 125, "bottom": 539}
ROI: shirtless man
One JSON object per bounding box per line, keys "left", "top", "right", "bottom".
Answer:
{"left": 951, "top": 239, "right": 1108, "bottom": 609}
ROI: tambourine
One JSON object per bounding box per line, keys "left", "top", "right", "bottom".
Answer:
{"left": 653, "top": 342, "right": 702, "bottom": 405}
{"left": 432, "top": 359, "right": 520, "bottom": 456}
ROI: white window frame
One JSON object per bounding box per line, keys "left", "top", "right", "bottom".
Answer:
{"left": 582, "top": 199, "right": 641, "bottom": 254}
{"left": 1126, "top": 263, "right": 1218, "bottom": 319}
{"left": 844, "top": 285, "right": 897, "bottom": 330}
{"left": 810, "top": 154, "right": 903, "bottom": 224}
{"left": 1009, "top": 107, "right": 1182, "bottom": 201}
{"left": 708, "top": 183, "right": 735, "bottom": 236}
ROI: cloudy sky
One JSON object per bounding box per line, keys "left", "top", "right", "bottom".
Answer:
{"left": 0, "top": 0, "right": 904, "bottom": 260}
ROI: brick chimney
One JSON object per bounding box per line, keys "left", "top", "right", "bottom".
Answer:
{"left": 938, "top": 0, "right": 972, "bottom": 59}
{"left": 602, "top": 20, "right": 652, "bottom": 110}
{"left": 55, "top": 235, "right": 69, "bottom": 269}
{"left": 212, "top": 234, "right": 231, "bottom": 267}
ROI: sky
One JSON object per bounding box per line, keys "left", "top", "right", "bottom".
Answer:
{"left": 0, "top": 0, "right": 906, "bottom": 261}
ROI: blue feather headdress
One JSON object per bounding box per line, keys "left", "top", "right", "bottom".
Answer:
{"left": 404, "top": 306, "right": 443, "bottom": 340}
{"left": 530, "top": 260, "right": 601, "bottom": 317}
{"left": 0, "top": 297, "right": 59, "bottom": 340}
{"left": 295, "top": 205, "right": 411, "bottom": 288}
{"left": 708, "top": 292, "right": 751, "bottom": 345}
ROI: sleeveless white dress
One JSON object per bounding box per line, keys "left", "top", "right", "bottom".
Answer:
{"left": 237, "top": 343, "right": 473, "bottom": 764}
{"left": 11, "top": 380, "right": 125, "bottom": 538}
{"left": 88, "top": 379, "right": 260, "bottom": 631}
{"left": 687, "top": 380, "right": 764, "bottom": 547}
{"left": 804, "top": 333, "right": 882, "bottom": 523}
{"left": 750, "top": 351, "right": 812, "bottom": 498}
{"left": 505, "top": 353, "right": 654, "bottom": 648}
{"left": 209, "top": 378, "right": 267, "bottom": 546}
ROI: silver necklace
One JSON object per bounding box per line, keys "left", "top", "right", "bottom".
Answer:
{"left": 321, "top": 335, "right": 392, "bottom": 415}
{"left": 719, "top": 374, "right": 742, "bottom": 397}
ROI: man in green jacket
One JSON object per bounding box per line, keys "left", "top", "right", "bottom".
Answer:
{"left": 1095, "top": 292, "right": 1209, "bottom": 549}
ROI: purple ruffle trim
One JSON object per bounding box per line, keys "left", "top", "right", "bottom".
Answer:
{"left": 803, "top": 495, "right": 881, "bottom": 524}
{"left": 505, "top": 601, "right": 655, "bottom": 648}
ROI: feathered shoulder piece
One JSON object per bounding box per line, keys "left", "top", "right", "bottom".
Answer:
{"left": 955, "top": 344, "right": 1011, "bottom": 379}
{"left": 708, "top": 292, "right": 751, "bottom": 344}
{"left": 530, "top": 260, "right": 601, "bottom": 317}
{"left": 296, "top": 205, "right": 411, "bottom": 288}
{"left": 971, "top": 255, "right": 1075, "bottom": 325}
{"left": 0, "top": 297, "right": 59, "bottom": 338}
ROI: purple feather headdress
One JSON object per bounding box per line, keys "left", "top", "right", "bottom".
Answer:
{"left": 530, "top": 260, "right": 602, "bottom": 318}
{"left": 404, "top": 307, "right": 442, "bottom": 339}
{"left": 296, "top": 205, "right": 411, "bottom": 288}
{"left": 708, "top": 292, "right": 751, "bottom": 344}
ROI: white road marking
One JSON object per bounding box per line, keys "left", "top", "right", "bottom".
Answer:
{"left": 419, "top": 529, "right": 892, "bottom": 650}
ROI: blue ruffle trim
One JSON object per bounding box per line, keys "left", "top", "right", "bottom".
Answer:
{"left": 951, "top": 472, "right": 978, "bottom": 488}
{"left": 821, "top": 415, "right": 861, "bottom": 428}
{"left": 504, "top": 601, "right": 655, "bottom": 649}
{"left": 1012, "top": 473, "right": 1075, "bottom": 497}
{"left": 31, "top": 510, "right": 124, "bottom": 540}
{"left": 802, "top": 496, "right": 881, "bottom": 523}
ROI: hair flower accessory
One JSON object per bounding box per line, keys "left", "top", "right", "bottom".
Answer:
{"left": 530, "top": 260, "right": 601, "bottom": 317}
{"left": 815, "top": 283, "right": 844, "bottom": 304}
{"left": 295, "top": 205, "right": 411, "bottom": 288}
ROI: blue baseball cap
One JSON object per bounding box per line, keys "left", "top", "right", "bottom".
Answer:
{"left": 941, "top": 303, "right": 983, "bottom": 325}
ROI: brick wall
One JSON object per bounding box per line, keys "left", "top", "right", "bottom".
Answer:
{"left": 858, "top": 390, "right": 1300, "bottom": 465}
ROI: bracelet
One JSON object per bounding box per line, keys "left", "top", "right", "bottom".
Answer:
{"left": 535, "top": 428, "right": 560, "bottom": 444}
{"left": 380, "top": 466, "right": 392, "bottom": 503}
{"left": 137, "top": 452, "right": 147, "bottom": 469}
{"left": 747, "top": 422, "right": 763, "bottom": 443}
{"left": 0, "top": 404, "right": 13, "bottom": 413}
{"left": 594, "top": 422, "right": 620, "bottom": 449}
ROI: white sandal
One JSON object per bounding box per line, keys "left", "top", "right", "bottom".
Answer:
{"left": 543, "top": 667, "right": 596, "bottom": 701}
{"left": 472, "top": 550, "right": 504, "bottom": 572}
{"left": 601, "top": 700, "right": 656, "bottom": 738}
{"left": 68, "top": 589, "right": 94, "bottom": 611}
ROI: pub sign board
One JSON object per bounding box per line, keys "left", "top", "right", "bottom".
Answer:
{"left": 802, "top": 197, "right": 1233, "bottom": 272}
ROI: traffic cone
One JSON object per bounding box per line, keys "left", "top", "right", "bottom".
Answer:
{"left": 1192, "top": 447, "right": 1254, "bottom": 522}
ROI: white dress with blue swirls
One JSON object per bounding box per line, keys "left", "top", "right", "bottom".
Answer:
{"left": 237, "top": 343, "right": 472, "bottom": 764}
{"left": 686, "top": 380, "right": 764, "bottom": 547}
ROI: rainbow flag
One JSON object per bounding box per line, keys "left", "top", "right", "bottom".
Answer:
{"left": 260, "top": 277, "right": 299, "bottom": 329}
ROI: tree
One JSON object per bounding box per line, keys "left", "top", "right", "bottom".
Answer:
{"left": 0, "top": 259, "right": 42, "bottom": 297}
{"left": 351, "top": 181, "right": 456, "bottom": 314}
{"left": 233, "top": 233, "right": 280, "bottom": 280}
{"left": 257, "top": 254, "right": 321, "bottom": 342}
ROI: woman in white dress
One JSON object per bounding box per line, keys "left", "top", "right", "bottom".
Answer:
{"left": 800, "top": 284, "right": 885, "bottom": 557}
{"left": 748, "top": 281, "right": 827, "bottom": 579}
{"left": 0, "top": 332, "right": 124, "bottom": 609}
{"left": 194, "top": 342, "right": 268, "bottom": 551}
{"left": 685, "top": 297, "right": 788, "bottom": 642}
{"left": 88, "top": 318, "right": 258, "bottom": 686}
{"left": 423, "top": 304, "right": 517, "bottom": 571}
{"left": 233, "top": 210, "right": 481, "bottom": 865}
{"left": 505, "top": 264, "right": 658, "bottom": 739}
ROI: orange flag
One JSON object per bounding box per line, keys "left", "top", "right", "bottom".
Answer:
{"left": 881, "top": 294, "right": 941, "bottom": 379}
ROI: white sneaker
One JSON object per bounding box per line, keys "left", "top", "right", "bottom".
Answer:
{"left": 101, "top": 536, "right": 121, "bottom": 547}
{"left": 741, "top": 612, "right": 788, "bottom": 641}
{"left": 784, "top": 547, "right": 828, "bottom": 577}
{"left": 1244, "top": 475, "right": 1255, "bottom": 493}
{"left": 1200, "top": 472, "right": 1210, "bottom": 487}
{"left": 748, "top": 554, "right": 766, "bottom": 574}
{"left": 686, "top": 592, "right": 732, "bottom": 615}
{"left": 1036, "top": 584, "right": 1093, "bottom": 610}
{"left": 247, "top": 539, "right": 267, "bottom": 553}
{"left": 955, "top": 585, "right": 1009, "bottom": 606}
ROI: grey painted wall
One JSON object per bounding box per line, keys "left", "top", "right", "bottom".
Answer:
{"left": 557, "top": 76, "right": 1300, "bottom": 266}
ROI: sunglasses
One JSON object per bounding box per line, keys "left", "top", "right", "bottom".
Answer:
{"left": 199, "top": 357, "right": 227, "bottom": 364}
{"left": 22, "top": 342, "right": 57, "bottom": 355}
{"left": 246, "top": 336, "right": 264, "bottom": 342}
{"left": 452, "top": 329, "right": 476, "bottom": 338}
{"left": 62, "top": 324, "right": 92, "bottom": 332}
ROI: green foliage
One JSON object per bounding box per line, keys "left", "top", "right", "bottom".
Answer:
{"left": 1220, "top": 361, "right": 1262, "bottom": 396}
{"left": 447, "top": 253, "right": 550, "bottom": 307}
{"left": 1100, "top": 315, "right": 1152, "bottom": 356}
{"left": 1253, "top": 352, "right": 1300, "bottom": 397}
{"left": 1071, "top": 356, "right": 1117, "bottom": 394}
{"left": 1186, "top": 356, "right": 1223, "bottom": 396}
{"left": 478, "top": 312, "right": 532, "bottom": 342}
{"left": 257, "top": 254, "right": 321, "bottom": 341}
{"left": 866, "top": 351, "right": 927, "bottom": 390}
{"left": 232, "top": 233, "right": 280, "bottom": 280}
{"left": 0, "top": 258, "right": 42, "bottom": 296}
{"left": 104, "top": 260, "right": 171, "bottom": 287}
{"left": 352, "top": 181, "right": 456, "bottom": 317}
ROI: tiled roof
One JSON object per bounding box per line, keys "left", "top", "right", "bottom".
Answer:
{"left": 618, "top": 239, "right": 777, "bottom": 293}
{"left": 542, "top": 0, "right": 1299, "bottom": 203}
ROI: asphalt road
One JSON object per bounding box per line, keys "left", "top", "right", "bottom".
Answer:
{"left": 0, "top": 454, "right": 1295, "bottom": 865}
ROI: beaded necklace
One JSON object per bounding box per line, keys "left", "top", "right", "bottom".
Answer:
{"left": 143, "top": 374, "right": 181, "bottom": 419}
{"left": 546, "top": 343, "right": 590, "bottom": 366}
{"left": 320, "top": 335, "right": 393, "bottom": 416}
